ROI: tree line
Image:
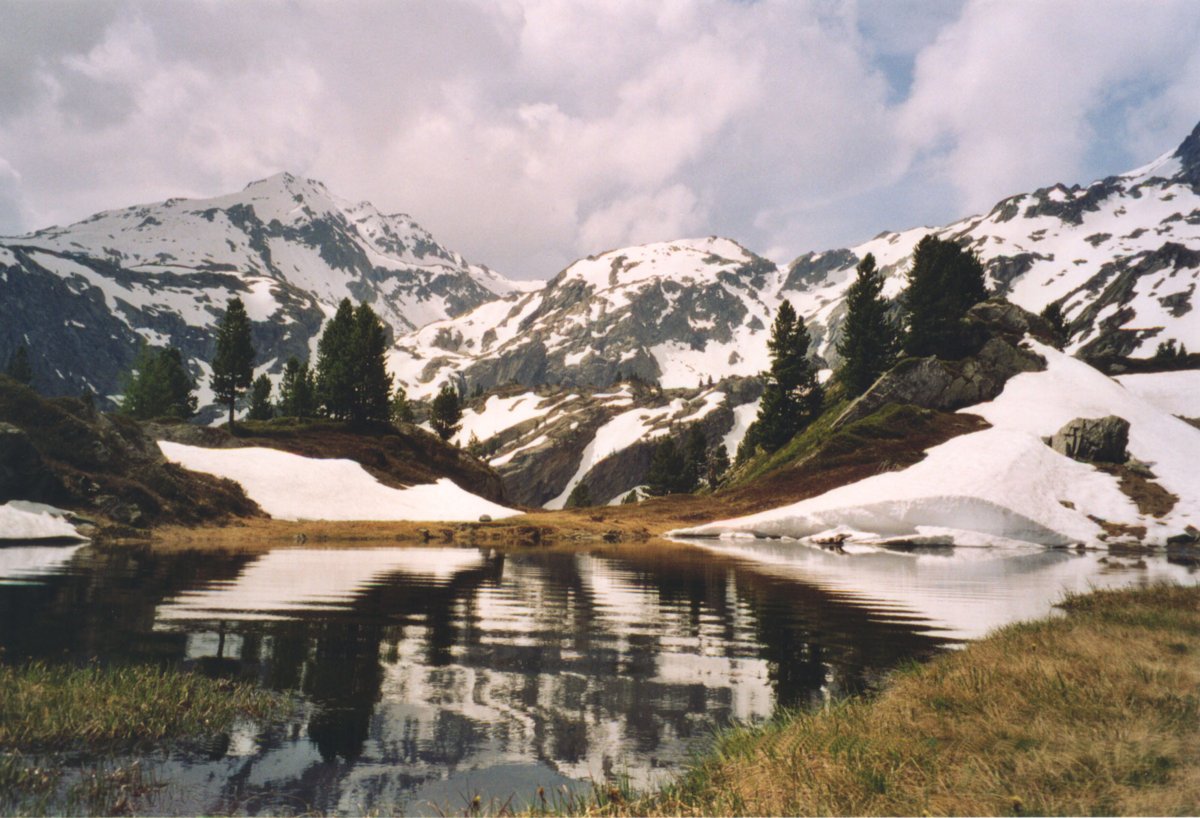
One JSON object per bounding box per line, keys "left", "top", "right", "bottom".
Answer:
{"left": 114, "top": 295, "right": 464, "bottom": 434}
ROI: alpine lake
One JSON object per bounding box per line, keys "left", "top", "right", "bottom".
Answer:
{"left": 1, "top": 536, "right": 1195, "bottom": 815}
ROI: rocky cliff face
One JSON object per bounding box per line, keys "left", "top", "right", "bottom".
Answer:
{"left": 0, "top": 173, "right": 529, "bottom": 417}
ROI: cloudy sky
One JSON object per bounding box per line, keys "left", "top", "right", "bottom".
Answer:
{"left": 1, "top": 0, "right": 1198, "bottom": 280}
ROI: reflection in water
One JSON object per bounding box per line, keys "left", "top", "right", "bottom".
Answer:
{"left": 0, "top": 543, "right": 86, "bottom": 585}
{"left": 0, "top": 540, "right": 1191, "bottom": 815}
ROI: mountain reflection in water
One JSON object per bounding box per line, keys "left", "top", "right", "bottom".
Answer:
{"left": 7, "top": 539, "right": 1183, "bottom": 815}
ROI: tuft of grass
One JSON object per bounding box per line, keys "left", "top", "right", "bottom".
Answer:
{"left": 0, "top": 661, "right": 287, "bottom": 753}
{"left": 567, "top": 583, "right": 1200, "bottom": 816}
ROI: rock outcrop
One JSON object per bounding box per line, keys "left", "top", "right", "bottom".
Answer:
{"left": 1045, "top": 415, "right": 1130, "bottom": 463}
{"left": 833, "top": 300, "right": 1049, "bottom": 430}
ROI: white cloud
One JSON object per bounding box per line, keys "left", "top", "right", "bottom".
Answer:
{"left": 0, "top": 0, "right": 1197, "bottom": 279}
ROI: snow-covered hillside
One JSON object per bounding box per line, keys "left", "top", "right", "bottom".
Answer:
{"left": 787, "top": 122, "right": 1200, "bottom": 364}
{"left": 158, "top": 441, "right": 521, "bottom": 522}
{"left": 675, "top": 342, "right": 1200, "bottom": 547}
{"left": 0, "top": 172, "right": 530, "bottom": 411}
{"left": 391, "top": 237, "right": 783, "bottom": 399}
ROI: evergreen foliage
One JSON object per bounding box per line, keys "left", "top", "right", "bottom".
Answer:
{"left": 564, "top": 482, "right": 592, "bottom": 508}
{"left": 390, "top": 385, "right": 415, "bottom": 424}
{"left": 681, "top": 426, "right": 707, "bottom": 493}
{"left": 277, "top": 356, "right": 317, "bottom": 418}
{"left": 1154, "top": 338, "right": 1189, "bottom": 362}
{"left": 1040, "top": 302, "right": 1070, "bottom": 350}
{"left": 247, "top": 374, "right": 274, "bottom": 421}
{"left": 4, "top": 344, "right": 33, "bottom": 386}
{"left": 315, "top": 299, "right": 394, "bottom": 424}
{"left": 902, "top": 235, "right": 988, "bottom": 358}
{"left": 621, "top": 490, "right": 640, "bottom": 505}
{"left": 706, "top": 442, "right": 730, "bottom": 488}
{"left": 210, "top": 297, "right": 255, "bottom": 427}
{"left": 741, "top": 300, "right": 824, "bottom": 457}
{"left": 121, "top": 344, "right": 197, "bottom": 420}
{"left": 430, "top": 383, "right": 462, "bottom": 441}
{"left": 645, "top": 437, "right": 685, "bottom": 496}
{"left": 836, "top": 253, "right": 898, "bottom": 395}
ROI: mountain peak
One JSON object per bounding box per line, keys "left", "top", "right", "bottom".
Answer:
{"left": 1173, "top": 119, "right": 1200, "bottom": 187}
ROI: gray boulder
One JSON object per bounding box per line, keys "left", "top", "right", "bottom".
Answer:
{"left": 1045, "top": 415, "right": 1130, "bottom": 463}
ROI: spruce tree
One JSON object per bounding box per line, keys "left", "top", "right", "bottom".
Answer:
{"left": 430, "top": 383, "right": 462, "bottom": 441}
{"left": 4, "top": 344, "right": 33, "bottom": 386}
{"left": 902, "top": 235, "right": 988, "bottom": 359}
{"left": 744, "top": 300, "right": 824, "bottom": 455}
{"left": 121, "top": 345, "right": 197, "bottom": 420}
{"left": 316, "top": 298, "right": 356, "bottom": 420}
{"left": 681, "top": 426, "right": 707, "bottom": 493}
{"left": 645, "top": 437, "right": 685, "bottom": 496}
{"left": 278, "top": 356, "right": 317, "bottom": 418}
{"left": 211, "top": 296, "right": 255, "bottom": 427}
{"left": 349, "top": 303, "right": 393, "bottom": 424}
{"left": 247, "top": 374, "right": 274, "bottom": 421}
{"left": 836, "top": 253, "right": 898, "bottom": 396}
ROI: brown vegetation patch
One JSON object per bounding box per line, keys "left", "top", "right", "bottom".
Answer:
{"left": 1095, "top": 462, "right": 1179, "bottom": 517}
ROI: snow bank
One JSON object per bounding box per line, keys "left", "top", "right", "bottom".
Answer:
{"left": 677, "top": 342, "right": 1200, "bottom": 546}
{"left": 0, "top": 503, "right": 88, "bottom": 542}
{"left": 1115, "top": 370, "right": 1200, "bottom": 419}
{"left": 157, "top": 442, "right": 521, "bottom": 522}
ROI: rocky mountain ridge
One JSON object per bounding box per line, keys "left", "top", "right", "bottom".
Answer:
{"left": 0, "top": 172, "right": 529, "bottom": 416}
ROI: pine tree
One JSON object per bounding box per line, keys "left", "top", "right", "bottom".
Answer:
{"left": 278, "top": 356, "right": 317, "bottom": 418}
{"left": 4, "top": 344, "right": 33, "bottom": 386}
{"left": 680, "top": 426, "right": 707, "bottom": 493}
{"left": 902, "top": 235, "right": 988, "bottom": 359}
{"left": 744, "top": 300, "right": 824, "bottom": 455}
{"left": 1039, "top": 302, "right": 1070, "bottom": 350}
{"left": 121, "top": 344, "right": 197, "bottom": 420}
{"left": 390, "top": 385, "right": 415, "bottom": 424}
{"left": 836, "top": 253, "right": 898, "bottom": 396}
{"left": 316, "top": 298, "right": 356, "bottom": 420}
{"left": 211, "top": 297, "right": 255, "bottom": 427}
{"left": 247, "top": 374, "right": 274, "bottom": 420}
{"left": 430, "top": 383, "right": 462, "bottom": 441}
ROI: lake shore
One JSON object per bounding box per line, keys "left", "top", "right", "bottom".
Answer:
{"left": 576, "top": 583, "right": 1200, "bottom": 817}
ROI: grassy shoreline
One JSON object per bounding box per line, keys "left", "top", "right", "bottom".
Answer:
{"left": 565, "top": 583, "right": 1200, "bottom": 817}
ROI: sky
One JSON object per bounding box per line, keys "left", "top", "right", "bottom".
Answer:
{"left": 1, "top": 0, "right": 1198, "bottom": 281}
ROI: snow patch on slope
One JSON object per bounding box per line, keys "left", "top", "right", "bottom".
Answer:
{"left": 158, "top": 441, "right": 521, "bottom": 522}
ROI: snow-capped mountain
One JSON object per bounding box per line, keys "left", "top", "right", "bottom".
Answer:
{"left": 392, "top": 236, "right": 784, "bottom": 399}
{"left": 0, "top": 172, "right": 531, "bottom": 409}
{"left": 789, "top": 121, "right": 1200, "bottom": 363}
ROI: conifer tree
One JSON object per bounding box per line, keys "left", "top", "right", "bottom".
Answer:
{"left": 1039, "top": 302, "right": 1070, "bottom": 350}
{"left": 836, "top": 253, "right": 898, "bottom": 396}
{"left": 4, "top": 344, "right": 33, "bottom": 386}
{"left": 349, "top": 302, "right": 392, "bottom": 424}
{"left": 902, "top": 235, "right": 988, "bottom": 358}
{"left": 564, "top": 482, "right": 592, "bottom": 508}
{"left": 278, "top": 356, "right": 317, "bottom": 418}
{"left": 680, "top": 426, "right": 707, "bottom": 493}
{"left": 706, "top": 443, "right": 730, "bottom": 488}
{"left": 247, "top": 374, "right": 274, "bottom": 421}
{"left": 121, "top": 345, "right": 197, "bottom": 420}
{"left": 390, "top": 385, "right": 416, "bottom": 424}
{"left": 316, "top": 298, "right": 356, "bottom": 420}
{"left": 742, "top": 300, "right": 824, "bottom": 456}
{"left": 430, "top": 383, "right": 462, "bottom": 441}
{"left": 211, "top": 296, "right": 255, "bottom": 428}
{"left": 645, "top": 437, "right": 685, "bottom": 496}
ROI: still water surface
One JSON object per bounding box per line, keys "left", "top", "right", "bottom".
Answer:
{"left": 0, "top": 539, "right": 1193, "bottom": 814}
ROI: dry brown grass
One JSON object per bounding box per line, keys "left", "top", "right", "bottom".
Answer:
{"left": 573, "top": 584, "right": 1200, "bottom": 817}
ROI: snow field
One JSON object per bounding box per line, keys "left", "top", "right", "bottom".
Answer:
{"left": 0, "top": 502, "right": 89, "bottom": 542}
{"left": 157, "top": 441, "right": 521, "bottom": 522}
{"left": 1115, "top": 370, "right": 1200, "bottom": 418}
{"left": 676, "top": 342, "right": 1200, "bottom": 546}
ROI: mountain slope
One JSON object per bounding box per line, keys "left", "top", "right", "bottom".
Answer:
{"left": 0, "top": 173, "right": 529, "bottom": 412}
{"left": 788, "top": 122, "right": 1200, "bottom": 365}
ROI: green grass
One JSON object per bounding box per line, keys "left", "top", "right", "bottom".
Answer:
{"left": 0, "top": 661, "right": 287, "bottom": 753}
{"left": 563, "top": 584, "right": 1200, "bottom": 816}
